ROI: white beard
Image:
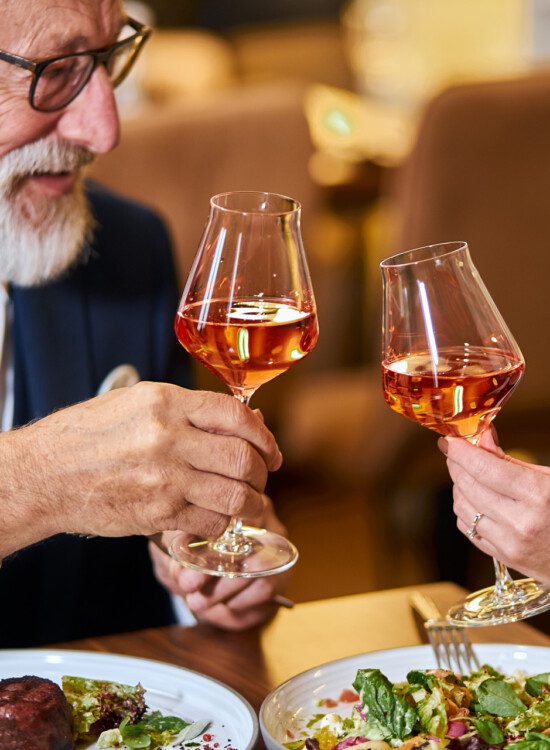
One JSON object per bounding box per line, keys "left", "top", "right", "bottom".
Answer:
{"left": 0, "top": 139, "right": 96, "bottom": 287}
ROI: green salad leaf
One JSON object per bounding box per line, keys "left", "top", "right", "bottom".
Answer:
{"left": 508, "top": 696, "right": 550, "bottom": 733}
{"left": 471, "top": 718, "right": 505, "bottom": 745}
{"left": 98, "top": 712, "right": 195, "bottom": 749}
{"left": 407, "top": 670, "right": 436, "bottom": 691}
{"left": 508, "top": 732, "right": 550, "bottom": 750}
{"left": 353, "top": 668, "right": 418, "bottom": 740}
{"left": 417, "top": 686, "right": 447, "bottom": 739}
{"left": 527, "top": 675, "right": 550, "bottom": 698}
{"left": 62, "top": 675, "right": 146, "bottom": 739}
{"left": 120, "top": 716, "right": 152, "bottom": 748}
{"left": 477, "top": 679, "right": 526, "bottom": 717}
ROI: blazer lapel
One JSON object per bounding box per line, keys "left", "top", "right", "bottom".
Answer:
{"left": 11, "top": 268, "right": 95, "bottom": 426}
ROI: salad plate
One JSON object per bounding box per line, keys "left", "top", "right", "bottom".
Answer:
{"left": 260, "top": 643, "right": 550, "bottom": 750}
{"left": 0, "top": 648, "right": 258, "bottom": 750}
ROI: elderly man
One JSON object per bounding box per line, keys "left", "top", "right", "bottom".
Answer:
{"left": 0, "top": 0, "right": 290, "bottom": 646}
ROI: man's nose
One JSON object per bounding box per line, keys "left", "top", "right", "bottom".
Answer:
{"left": 55, "top": 64, "right": 121, "bottom": 154}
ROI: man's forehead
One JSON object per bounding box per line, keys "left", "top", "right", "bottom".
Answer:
{"left": 0, "top": 0, "right": 124, "bottom": 56}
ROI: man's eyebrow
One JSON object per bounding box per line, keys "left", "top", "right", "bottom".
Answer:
{"left": 36, "top": 19, "right": 126, "bottom": 59}
{"left": 42, "top": 35, "right": 88, "bottom": 56}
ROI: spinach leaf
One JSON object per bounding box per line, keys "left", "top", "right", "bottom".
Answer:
{"left": 471, "top": 718, "right": 505, "bottom": 744}
{"left": 477, "top": 679, "right": 526, "bottom": 717}
{"left": 353, "top": 668, "right": 418, "bottom": 740}
{"left": 526, "top": 675, "right": 550, "bottom": 698}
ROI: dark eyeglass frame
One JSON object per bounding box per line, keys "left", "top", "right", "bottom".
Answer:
{"left": 0, "top": 16, "right": 152, "bottom": 113}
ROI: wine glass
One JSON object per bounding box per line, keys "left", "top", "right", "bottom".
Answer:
{"left": 381, "top": 241, "right": 550, "bottom": 625}
{"left": 170, "top": 191, "right": 319, "bottom": 578}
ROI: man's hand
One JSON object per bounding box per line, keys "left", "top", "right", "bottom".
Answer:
{"left": 0, "top": 383, "right": 282, "bottom": 557}
{"left": 149, "top": 496, "right": 293, "bottom": 630}
{"left": 439, "top": 430, "right": 550, "bottom": 583}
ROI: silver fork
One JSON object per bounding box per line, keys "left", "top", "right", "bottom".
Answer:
{"left": 410, "top": 592, "right": 480, "bottom": 674}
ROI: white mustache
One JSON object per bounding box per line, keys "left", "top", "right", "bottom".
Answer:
{"left": 0, "top": 139, "right": 95, "bottom": 193}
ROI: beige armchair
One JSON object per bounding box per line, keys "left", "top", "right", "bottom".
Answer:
{"left": 280, "top": 71, "right": 550, "bottom": 489}
{"left": 90, "top": 81, "right": 322, "bottom": 284}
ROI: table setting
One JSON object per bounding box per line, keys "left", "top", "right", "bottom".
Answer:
{"left": 0, "top": 582, "right": 546, "bottom": 750}
{"left": 3, "top": 199, "right": 550, "bottom": 750}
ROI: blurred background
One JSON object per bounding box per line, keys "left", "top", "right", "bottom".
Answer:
{"left": 91, "top": 0, "right": 550, "bottom": 607}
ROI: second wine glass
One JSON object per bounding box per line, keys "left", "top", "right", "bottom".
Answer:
{"left": 170, "top": 191, "right": 319, "bottom": 578}
{"left": 381, "top": 241, "right": 550, "bottom": 625}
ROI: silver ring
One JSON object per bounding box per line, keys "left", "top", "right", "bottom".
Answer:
{"left": 466, "top": 512, "right": 483, "bottom": 539}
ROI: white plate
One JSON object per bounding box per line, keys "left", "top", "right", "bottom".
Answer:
{"left": 0, "top": 648, "right": 258, "bottom": 750}
{"left": 260, "top": 643, "right": 550, "bottom": 750}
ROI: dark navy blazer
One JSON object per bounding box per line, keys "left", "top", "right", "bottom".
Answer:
{"left": 0, "top": 183, "right": 191, "bottom": 647}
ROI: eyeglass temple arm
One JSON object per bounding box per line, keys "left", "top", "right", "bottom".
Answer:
{"left": 0, "top": 49, "right": 36, "bottom": 73}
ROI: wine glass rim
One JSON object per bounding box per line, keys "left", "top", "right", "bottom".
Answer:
{"left": 380, "top": 241, "right": 469, "bottom": 268}
{"left": 210, "top": 191, "right": 301, "bottom": 216}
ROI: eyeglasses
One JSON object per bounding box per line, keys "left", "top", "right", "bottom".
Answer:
{"left": 0, "top": 17, "right": 152, "bottom": 113}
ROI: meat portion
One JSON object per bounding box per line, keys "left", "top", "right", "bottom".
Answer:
{"left": 0, "top": 675, "right": 74, "bottom": 750}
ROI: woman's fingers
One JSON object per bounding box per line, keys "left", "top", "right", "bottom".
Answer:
{"left": 446, "top": 456, "right": 517, "bottom": 521}
{"left": 443, "top": 437, "right": 542, "bottom": 506}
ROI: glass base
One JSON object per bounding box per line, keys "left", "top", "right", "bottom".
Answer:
{"left": 169, "top": 526, "right": 298, "bottom": 578}
{"left": 448, "top": 578, "right": 550, "bottom": 626}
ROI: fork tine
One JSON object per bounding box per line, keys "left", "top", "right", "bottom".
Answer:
{"left": 410, "top": 592, "right": 479, "bottom": 674}
{"left": 459, "top": 628, "right": 480, "bottom": 671}
{"left": 426, "top": 625, "right": 443, "bottom": 668}
{"left": 440, "top": 627, "right": 456, "bottom": 672}
{"left": 425, "top": 621, "right": 478, "bottom": 673}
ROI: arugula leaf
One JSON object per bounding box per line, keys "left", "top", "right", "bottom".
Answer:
{"left": 477, "top": 679, "right": 526, "bottom": 717}
{"left": 471, "top": 718, "right": 505, "bottom": 744}
{"left": 507, "top": 732, "right": 550, "bottom": 750}
{"left": 526, "top": 675, "right": 550, "bottom": 698}
{"left": 353, "top": 668, "right": 418, "bottom": 740}
{"left": 283, "top": 742, "right": 305, "bottom": 750}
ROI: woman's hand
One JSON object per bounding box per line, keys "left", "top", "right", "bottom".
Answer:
{"left": 439, "top": 430, "right": 550, "bottom": 582}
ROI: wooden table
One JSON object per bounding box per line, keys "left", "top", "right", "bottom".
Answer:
{"left": 61, "top": 581, "right": 550, "bottom": 715}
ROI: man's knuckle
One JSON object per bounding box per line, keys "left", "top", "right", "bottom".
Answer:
{"left": 225, "top": 396, "right": 250, "bottom": 426}
{"left": 225, "top": 482, "right": 249, "bottom": 516}
{"left": 202, "top": 514, "right": 228, "bottom": 539}
{"left": 232, "top": 439, "right": 256, "bottom": 478}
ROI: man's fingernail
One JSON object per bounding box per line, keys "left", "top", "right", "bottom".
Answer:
{"left": 437, "top": 437, "right": 448, "bottom": 455}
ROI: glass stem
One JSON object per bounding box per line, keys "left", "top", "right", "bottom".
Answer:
{"left": 213, "top": 391, "right": 255, "bottom": 555}
{"left": 469, "top": 430, "right": 517, "bottom": 603}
